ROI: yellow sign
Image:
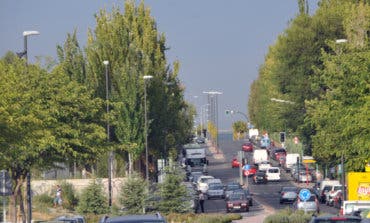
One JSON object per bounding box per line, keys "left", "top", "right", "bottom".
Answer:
{"left": 348, "top": 172, "right": 370, "bottom": 201}
{"left": 302, "top": 159, "right": 316, "bottom": 164}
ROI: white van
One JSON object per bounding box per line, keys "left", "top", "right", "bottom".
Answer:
{"left": 253, "top": 149, "right": 268, "bottom": 165}
{"left": 266, "top": 167, "right": 281, "bottom": 181}
{"left": 284, "top": 153, "right": 300, "bottom": 172}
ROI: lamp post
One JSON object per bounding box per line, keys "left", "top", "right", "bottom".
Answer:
{"left": 21, "top": 30, "right": 40, "bottom": 223}
{"left": 336, "top": 38, "right": 347, "bottom": 201}
{"left": 103, "top": 60, "right": 113, "bottom": 208}
{"left": 143, "top": 75, "right": 153, "bottom": 182}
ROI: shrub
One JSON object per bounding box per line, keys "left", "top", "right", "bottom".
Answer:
{"left": 264, "top": 209, "right": 313, "bottom": 223}
{"left": 119, "top": 172, "right": 148, "bottom": 214}
{"left": 60, "top": 181, "right": 78, "bottom": 210}
{"left": 165, "top": 213, "right": 241, "bottom": 223}
{"left": 76, "top": 179, "right": 109, "bottom": 215}
{"left": 33, "top": 193, "right": 54, "bottom": 211}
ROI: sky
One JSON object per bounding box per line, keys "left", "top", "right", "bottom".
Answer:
{"left": 0, "top": 0, "right": 319, "bottom": 131}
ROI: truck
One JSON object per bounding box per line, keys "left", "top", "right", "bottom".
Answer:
{"left": 182, "top": 143, "right": 208, "bottom": 173}
{"left": 341, "top": 172, "right": 370, "bottom": 215}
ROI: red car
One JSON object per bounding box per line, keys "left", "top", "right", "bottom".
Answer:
{"left": 242, "top": 142, "right": 254, "bottom": 152}
{"left": 225, "top": 192, "right": 250, "bottom": 213}
{"left": 231, "top": 158, "right": 241, "bottom": 168}
{"left": 242, "top": 165, "right": 257, "bottom": 177}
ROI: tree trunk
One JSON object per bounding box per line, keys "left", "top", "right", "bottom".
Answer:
{"left": 128, "top": 153, "right": 133, "bottom": 177}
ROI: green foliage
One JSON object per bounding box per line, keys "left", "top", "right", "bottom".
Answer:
{"left": 165, "top": 213, "right": 241, "bottom": 223}
{"left": 33, "top": 193, "right": 54, "bottom": 212}
{"left": 264, "top": 209, "right": 312, "bottom": 223}
{"left": 119, "top": 172, "right": 148, "bottom": 214}
{"left": 76, "top": 180, "right": 109, "bottom": 215}
{"left": 154, "top": 166, "right": 189, "bottom": 213}
{"left": 60, "top": 181, "right": 79, "bottom": 211}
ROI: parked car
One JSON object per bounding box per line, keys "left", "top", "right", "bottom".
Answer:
{"left": 224, "top": 182, "right": 242, "bottom": 198}
{"left": 294, "top": 193, "right": 319, "bottom": 213}
{"left": 308, "top": 215, "right": 362, "bottom": 223}
{"left": 279, "top": 186, "right": 298, "bottom": 204}
{"left": 55, "top": 216, "right": 86, "bottom": 223}
{"left": 253, "top": 171, "right": 267, "bottom": 184}
{"left": 242, "top": 142, "right": 254, "bottom": 152}
{"left": 231, "top": 158, "right": 241, "bottom": 168}
{"left": 206, "top": 182, "right": 225, "bottom": 199}
{"left": 293, "top": 170, "right": 313, "bottom": 183}
{"left": 225, "top": 192, "right": 250, "bottom": 213}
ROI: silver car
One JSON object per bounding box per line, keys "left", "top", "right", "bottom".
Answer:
{"left": 206, "top": 182, "right": 225, "bottom": 199}
{"left": 279, "top": 186, "right": 298, "bottom": 204}
{"left": 295, "top": 194, "right": 319, "bottom": 213}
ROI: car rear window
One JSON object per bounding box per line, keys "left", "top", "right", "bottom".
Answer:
{"left": 268, "top": 168, "right": 279, "bottom": 173}
{"left": 312, "top": 217, "right": 361, "bottom": 223}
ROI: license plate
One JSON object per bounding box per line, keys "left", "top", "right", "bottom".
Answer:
{"left": 234, "top": 206, "right": 241, "bottom": 209}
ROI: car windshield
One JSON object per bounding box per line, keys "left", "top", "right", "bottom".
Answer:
{"left": 229, "top": 193, "right": 246, "bottom": 200}
{"left": 282, "top": 187, "right": 297, "bottom": 192}
{"left": 226, "top": 184, "right": 240, "bottom": 190}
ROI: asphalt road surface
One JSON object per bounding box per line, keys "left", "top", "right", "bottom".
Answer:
{"left": 202, "top": 133, "right": 338, "bottom": 216}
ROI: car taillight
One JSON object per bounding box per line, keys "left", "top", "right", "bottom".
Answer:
{"left": 339, "top": 207, "right": 343, "bottom": 215}
{"left": 281, "top": 192, "right": 285, "bottom": 196}
{"left": 227, "top": 203, "right": 233, "bottom": 207}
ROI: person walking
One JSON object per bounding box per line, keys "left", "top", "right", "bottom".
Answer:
{"left": 198, "top": 191, "right": 205, "bottom": 213}
{"left": 53, "top": 185, "right": 62, "bottom": 207}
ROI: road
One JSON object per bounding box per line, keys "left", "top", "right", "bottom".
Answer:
{"left": 201, "top": 133, "right": 338, "bottom": 216}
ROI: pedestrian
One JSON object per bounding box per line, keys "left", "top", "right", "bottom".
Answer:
{"left": 198, "top": 191, "right": 205, "bottom": 213}
{"left": 53, "top": 185, "right": 62, "bottom": 207}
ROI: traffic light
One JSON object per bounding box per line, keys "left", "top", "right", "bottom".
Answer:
{"left": 279, "top": 132, "right": 286, "bottom": 143}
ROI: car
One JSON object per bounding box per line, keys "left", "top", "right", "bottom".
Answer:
{"left": 319, "top": 185, "right": 334, "bottom": 203}
{"left": 242, "top": 165, "right": 257, "bottom": 177}
{"left": 293, "top": 170, "right": 313, "bottom": 183}
{"left": 332, "top": 190, "right": 343, "bottom": 208}
{"left": 253, "top": 171, "right": 267, "bottom": 184}
{"left": 224, "top": 182, "right": 242, "bottom": 198}
{"left": 242, "top": 142, "right": 254, "bottom": 152}
{"left": 266, "top": 167, "right": 281, "bottom": 181}
{"left": 225, "top": 192, "right": 250, "bottom": 213}
{"left": 325, "top": 185, "right": 342, "bottom": 206}
{"left": 100, "top": 213, "right": 167, "bottom": 223}
{"left": 308, "top": 215, "right": 362, "bottom": 223}
{"left": 279, "top": 186, "right": 298, "bottom": 204}
{"left": 196, "top": 175, "right": 215, "bottom": 192}
{"left": 231, "top": 158, "right": 241, "bottom": 168}
{"left": 258, "top": 161, "right": 271, "bottom": 171}
{"left": 294, "top": 193, "right": 319, "bottom": 213}
{"left": 206, "top": 182, "right": 225, "bottom": 199}
{"left": 55, "top": 216, "right": 86, "bottom": 223}
{"left": 233, "top": 189, "right": 253, "bottom": 206}
{"left": 271, "top": 148, "right": 287, "bottom": 160}
{"left": 187, "top": 171, "right": 203, "bottom": 183}
{"left": 290, "top": 163, "right": 306, "bottom": 177}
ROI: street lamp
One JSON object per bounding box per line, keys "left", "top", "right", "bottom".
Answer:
{"left": 336, "top": 38, "right": 347, "bottom": 201}
{"left": 143, "top": 75, "right": 153, "bottom": 182}
{"left": 103, "top": 60, "right": 113, "bottom": 208}
{"left": 20, "top": 30, "right": 40, "bottom": 223}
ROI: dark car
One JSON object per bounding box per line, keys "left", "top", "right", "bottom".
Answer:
{"left": 271, "top": 148, "right": 287, "bottom": 160}
{"left": 233, "top": 189, "right": 253, "bottom": 206}
{"left": 242, "top": 142, "right": 254, "bottom": 152}
{"left": 224, "top": 182, "right": 242, "bottom": 198}
{"left": 100, "top": 213, "right": 167, "bottom": 223}
{"left": 279, "top": 186, "right": 298, "bottom": 204}
{"left": 225, "top": 192, "right": 250, "bottom": 213}
{"left": 253, "top": 171, "right": 267, "bottom": 184}
{"left": 308, "top": 215, "right": 362, "bottom": 223}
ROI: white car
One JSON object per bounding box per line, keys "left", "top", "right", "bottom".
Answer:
{"left": 196, "top": 175, "right": 214, "bottom": 193}
{"left": 293, "top": 170, "right": 312, "bottom": 183}
{"left": 258, "top": 161, "right": 271, "bottom": 171}
{"left": 266, "top": 167, "right": 281, "bottom": 181}
{"left": 325, "top": 185, "right": 342, "bottom": 206}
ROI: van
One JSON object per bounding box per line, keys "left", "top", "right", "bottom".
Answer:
{"left": 253, "top": 149, "right": 268, "bottom": 165}
{"left": 315, "top": 179, "right": 340, "bottom": 203}
{"left": 266, "top": 167, "right": 281, "bottom": 181}
{"left": 284, "top": 153, "right": 300, "bottom": 172}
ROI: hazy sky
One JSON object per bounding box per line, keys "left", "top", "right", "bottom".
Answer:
{"left": 0, "top": 0, "right": 319, "bottom": 130}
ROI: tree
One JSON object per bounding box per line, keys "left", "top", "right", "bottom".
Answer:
{"left": 232, "top": 121, "right": 247, "bottom": 140}
{"left": 0, "top": 54, "right": 106, "bottom": 221}
{"left": 154, "top": 166, "right": 190, "bottom": 213}
{"left": 119, "top": 172, "right": 148, "bottom": 214}
{"left": 77, "top": 180, "right": 109, "bottom": 214}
